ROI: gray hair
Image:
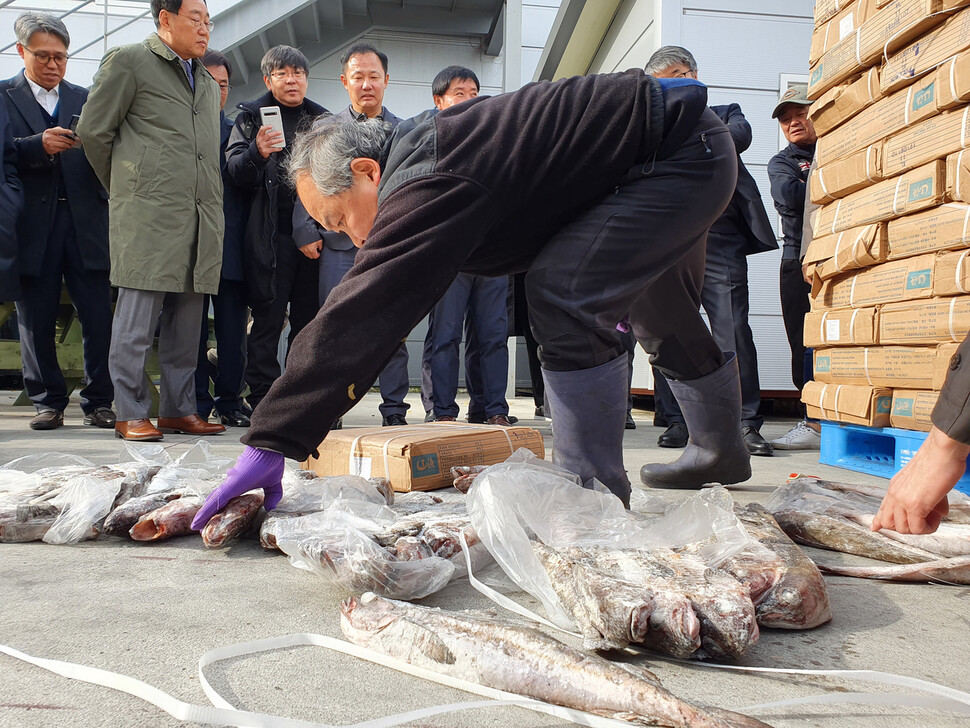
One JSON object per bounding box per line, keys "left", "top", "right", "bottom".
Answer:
{"left": 287, "top": 117, "right": 390, "bottom": 196}
{"left": 15, "top": 12, "right": 70, "bottom": 48}
{"left": 261, "top": 45, "right": 309, "bottom": 77}
{"left": 644, "top": 45, "right": 697, "bottom": 76}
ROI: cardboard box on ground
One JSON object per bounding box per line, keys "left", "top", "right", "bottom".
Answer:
{"left": 302, "top": 424, "right": 545, "bottom": 492}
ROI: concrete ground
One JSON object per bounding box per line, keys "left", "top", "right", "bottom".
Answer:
{"left": 0, "top": 389, "right": 968, "bottom": 728}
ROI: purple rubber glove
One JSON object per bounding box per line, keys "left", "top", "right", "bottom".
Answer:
{"left": 191, "top": 446, "right": 285, "bottom": 531}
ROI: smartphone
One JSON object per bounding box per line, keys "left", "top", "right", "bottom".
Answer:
{"left": 259, "top": 106, "right": 285, "bottom": 149}
{"left": 69, "top": 113, "right": 81, "bottom": 139}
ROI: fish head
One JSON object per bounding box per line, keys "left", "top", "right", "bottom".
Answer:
{"left": 340, "top": 592, "right": 400, "bottom": 644}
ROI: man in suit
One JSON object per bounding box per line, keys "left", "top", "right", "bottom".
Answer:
{"left": 417, "top": 66, "right": 513, "bottom": 427}
{"left": 641, "top": 46, "right": 778, "bottom": 488}
{"left": 79, "top": 0, "right": 226, "bottom": 441}
{"left": 194, "top": 49, "right": 251, "bottom": 428}
{"left": 0, "top": 99, "right": 23, "bottom": 302}
{"left": 293, "top": 42, "right": 410, "bottom": 428}
{"left": 1, "top": 12, "right": 115, "bottom": 431}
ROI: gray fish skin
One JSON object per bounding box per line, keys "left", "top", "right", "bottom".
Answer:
{"left": 771, "top": 509, "right": 940, "bottom": 564}
{"left": 102, "top": 492, "right": 181, "bottom": 537}
{"left": 129, "top": 497, "right": 202, "bottom": 541}
{"left": 341, "top": 593, "right": 773, "bottom": 728}
{"left": 820, "top": 555, "right": 970, "bottom": 584}
{"left": 566, "top": 546, "right": 757, "bottom": 660}
{"left": 729, "top": 504, "right": 832, "bottom": 630}
{"left": 847, "top": 513, "right": 970, "bottom": 558}
{"left": 201, "top": 492, "right": 264, "bottom": 548}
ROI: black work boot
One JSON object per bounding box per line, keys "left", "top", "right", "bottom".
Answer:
{"left": 543, "top": 355, "right": 632, "bottom": 507}
{"left": 639, "top": 353, "right": 751, "bottom": 490}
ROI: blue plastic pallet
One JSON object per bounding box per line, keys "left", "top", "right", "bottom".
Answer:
{"left": 820, "top": 422, "right": 970, "bottom": 495}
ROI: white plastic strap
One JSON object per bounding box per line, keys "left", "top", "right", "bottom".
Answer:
{"left": 963, "top": 205, "right": 970, "bottom": 243}
{"left": 820, "top": 311, "right": 829, "bottom": 343}
{"left": 958, "top": 149, "right": 968, "bottom": 202}
{"left": 817, "top": 168, "right": 832, "bottom": 201}
{"left": 962, "top": 107, "right": 970, "bottom": 151}
{"left": 831, "top": 198, "right": 843, "bottom": 234}
{"left": 834, "top": 384, "right": 844, "bottom": 418}
{"left": 833, "top": 231, "right": 846, "bottom": 272}
{"left": 904, "top": 87, "right": 914, "bottom": 125}
{"left": 849, "top": 308, "right": 861, "bottom": 344}
{"left": 892, "top": 175, "right": 906, "bottom": 215}
{"left": 949, "top": 297, "right": 959, "bottom": 342}
{"left": 864, "top": 347, "right": 873, "bottom": 386}
{"left": 956, "top": 250, "right": 970, "bottom": 294}
{"left": 849, "top": 274, "right": 859, "bottom": 307}
{"left": 819, "top": 383, "right": 830, "bottom": 419}
{"left": 951, "top": 57, "right": 960, "bottom": 104}
{"left": 865, "top": 145, "right": 877, "bottom": 183}
{"left": 867, "top": 68, "right": 877, "bottom": 103}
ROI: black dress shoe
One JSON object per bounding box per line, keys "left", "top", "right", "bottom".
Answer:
{"left": 30, "top": 409, "right": 64, "bottom": 430}
{"left": 83, "top": 407, "right": 117, "bottom": 429}
{"left": 742, "top": 426, "right": 773, "bottom": 457}
{"left": 657, "top": 422, "right": 688, "bottom": 448}
{"left": 625, "top": 412, "right": 637, "bottom": 430}
{"left": 220, "top": 409, "right": 251, "bottom": 427}
{"left": 467, "top": 411, "right": 486, "bottom": 424}
{"left": 382, "top": 414, "right": 408, "bottom": 426}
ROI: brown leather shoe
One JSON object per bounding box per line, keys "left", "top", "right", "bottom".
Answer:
{"left": 157, "top": 414, "right": 226, "bottom": 435}
{"left": 115, "top": 419, "right": 163, "bottom": 441}
{"left": 486, "top": 414, "right": 513, "bottom": 426}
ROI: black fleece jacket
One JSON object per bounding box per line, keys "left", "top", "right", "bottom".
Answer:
{"left": 244, "top": 70, "right": 708, "bottom": 460}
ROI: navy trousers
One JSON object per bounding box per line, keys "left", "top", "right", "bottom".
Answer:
{"left": 653, "top": 233, "right": 764, "bottom": 429}
{"left": 319, "top": 243, "right": 409, "bottom": 418}
{"left": 420, "top": 272, "right": 509, "bottom": 419}
{"left": 15, "top": 199, "right": 113, "bottom": 414}
{"left": 196, "top": 277, "right": 248, "bottom": 417}
{"left": 525, "top": 109, "right": 737, "bottom": 381}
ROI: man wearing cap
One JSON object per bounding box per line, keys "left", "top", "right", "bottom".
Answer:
{"left": 191, "top": 69, "right": 752, "bottom": 530}
{"left": 767, "top": 85, "right": 819, "bottom": 450}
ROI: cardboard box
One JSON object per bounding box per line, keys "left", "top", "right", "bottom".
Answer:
{"left": 815, "top": 0, "right": 854, "bottom": 27}
{"left": 808, "top": 0, "right": 944, "bottom": 100}
{"left": 803, "top": 380, "right": 892, "bottom": 426}
{"left": 879, "top": 296, "right": 970, "bottom": 343}
{"left": 813, "top": 344, "right": 956, "bottom": 388}
{"left": 882, "top": 5, "right": 970, "bottom": 95}
{"left": 811, "top": 252, "right": 936, "bottom": 309}
{"left": 814, "top": 161, "right": 945, "bottom": 235}
{"left": 302, "top": 424, "right": 545, "bottom": 492}
{"left": 811, "top": 0, "right": 874, "bottom": 65}
{"left": 887, "top": 202, "right": 970, "bottom": 258}
{"left": 890, "top": 389, "right": 939, "bottom": 430}
{"left": 946, "top": 148, "right": 970, "bottom": 202}
{"left": 882, "top": 107, "right": 970, "bottom": 177}
{"left": 804, "top": 222, "right": 888, "bottom": 279}
{"left": 811, "top": 145, "right": 883, "bottom": 203}
{"left": 804, "top": 307, "right": 879, "bottom": 347}
{"left": 810, "top": 68, "right": 883, "bottom": 136}
{"left": 930, "top": 248, "right": 970, "bottom": 295}
{"left": 935, "top": 50, "right": 970, "bottom": 109}
{"left": 815, "top": 73, "right": 942, "bottom": 167}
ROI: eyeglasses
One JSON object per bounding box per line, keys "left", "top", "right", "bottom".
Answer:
{"left": 217, "top": 82, "right": 231, "bottom": 91}
{"left": 270, "top": 69, "right": 307, "bottom": 81}
{"left": 177, "top": 12, "right": 214, "bottom": 31}
{"left": 23, "top": 47, "right": 68, "bottom": 65}
{"left": 671, "top": 69, "right": 696, "bottom": 78}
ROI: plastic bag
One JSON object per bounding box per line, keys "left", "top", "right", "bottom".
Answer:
{"left": 274, "top": 471, "right": 390, "bottom": 514}
{"left": 465, "top": 451, "right": 751, "bottom": 629}
{"left": 43, "top": 475, "right": 122, "bottom": 544}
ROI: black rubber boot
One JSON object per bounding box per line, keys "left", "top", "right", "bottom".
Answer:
{"left": 543, "top": 355, "right": 632, "bottom": 507}
{"left": 639, "top": 353, "right": 751, "bottom": 489}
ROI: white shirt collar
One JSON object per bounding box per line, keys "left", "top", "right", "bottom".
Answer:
{"left": 25, "top": 75, "right": 59, "bottom": 116}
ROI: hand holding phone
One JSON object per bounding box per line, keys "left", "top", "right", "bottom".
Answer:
{"left": 257, "top": 106, "right": 285, "bottom": 158}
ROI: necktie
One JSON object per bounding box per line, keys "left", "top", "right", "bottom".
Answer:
{"left": 182, "top": 59, "right": 194, "bottom": 92}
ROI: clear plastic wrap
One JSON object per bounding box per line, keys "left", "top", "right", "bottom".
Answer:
{"left": 43, "top": 476, "right": 122, "bottom": 544}
{"left": 465, "top": 451, "right": 751, "bottom": 630}
{"left": 274, "top": 471, "right": 390, "bottom": 514}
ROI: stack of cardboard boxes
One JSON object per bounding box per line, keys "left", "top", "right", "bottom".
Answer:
{"left": 802, "top": 0, "right": 970, "bottom": 431}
